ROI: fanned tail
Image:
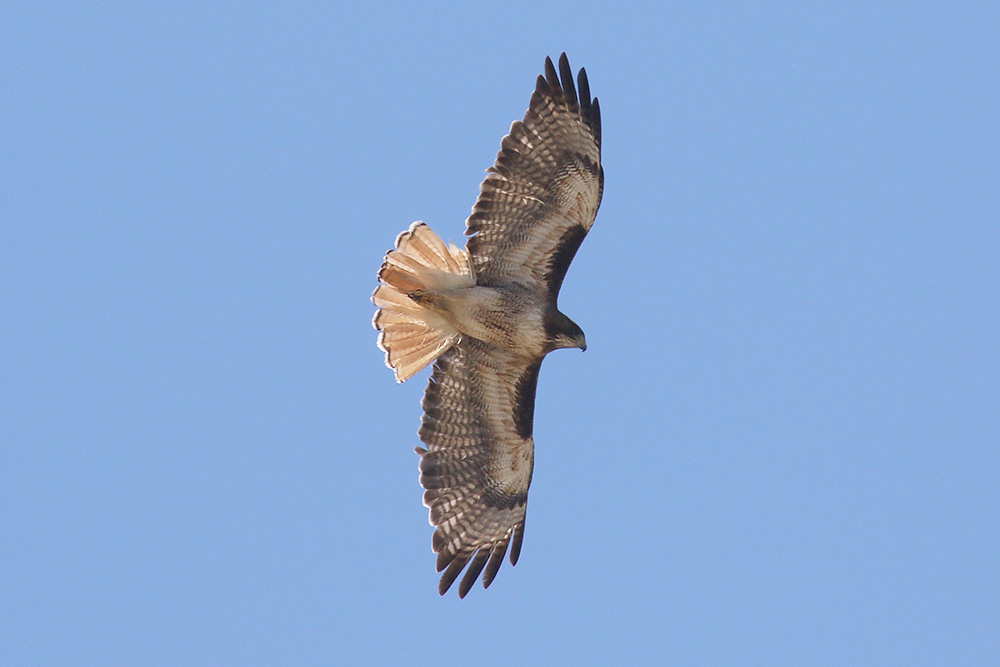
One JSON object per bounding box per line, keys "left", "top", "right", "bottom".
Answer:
{"left": 372, "top": 222, "right": 474, "bottom": 382}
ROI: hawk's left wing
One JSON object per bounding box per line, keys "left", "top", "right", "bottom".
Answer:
{"left": 465, "top": 53, "right": 603, "bottom": 299}
{"left": 416, "top": 337, "right": 541, "bottom": 597}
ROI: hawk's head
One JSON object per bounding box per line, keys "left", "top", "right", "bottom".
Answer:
{"left": 545, "top": 310, "right": 587, "bottom": 352}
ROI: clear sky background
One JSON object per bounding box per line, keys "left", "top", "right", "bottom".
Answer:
{"left": 3, "top": 3, "right": 998, "bottom": 665}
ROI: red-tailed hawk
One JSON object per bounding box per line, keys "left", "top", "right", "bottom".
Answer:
{"left": 372, "top": 54, "right": 603, "bottom": 597}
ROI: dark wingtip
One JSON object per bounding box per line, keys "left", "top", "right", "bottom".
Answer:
{"left": 482, "top": 541, "right": 509, "bottom": 589}
{"left": 557, "top": 53, "right": 579, "bottom": 113}
{"left": 544, "top": 55, "right": 558, "bottom": 89}
{"left": 535, "top": 73, "right": 549, "bottom": 95}
{"left": 592, "top": 97, "right": 602, "bottom": 150}
{"left": 578, "top": 67, "right": 591, "bottom": 110}
{"left": 458, "top": 550, "right": 490, "bottom": 598}
{"left": 509, "top": 523, "right": 525, "bottom": 566}
{"left": 438, "top": 554, "right": 467, "bottom": 596}
{"left": 540, "top": 54, "right": 600, "bottom": 149}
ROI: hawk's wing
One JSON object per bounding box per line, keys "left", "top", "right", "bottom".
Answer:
{"left": 416, "top": 337, "right": 540, "bottom": 597}
{"left": 466, "top": 53, "right": 603, "bottom": 299}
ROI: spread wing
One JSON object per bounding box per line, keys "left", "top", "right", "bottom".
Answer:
{"left": 466, "top": 53, "right": 603, "bottom": 299}
{"left": 416, "top": 337, "right": 541, "bottom": 597}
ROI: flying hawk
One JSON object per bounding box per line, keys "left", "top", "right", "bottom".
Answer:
{"left": 372, "top": 54, "right": 603, "bottom": 597}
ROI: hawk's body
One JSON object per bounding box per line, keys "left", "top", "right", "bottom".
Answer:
{"left": 372, "top": 54, "right": 603, "bottom": 597}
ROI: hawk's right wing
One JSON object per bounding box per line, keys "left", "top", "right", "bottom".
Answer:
{"left": 416, "top": 337, "right": 542, "bottom": 597}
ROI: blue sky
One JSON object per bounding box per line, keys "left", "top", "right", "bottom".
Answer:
{"left": 3, "top": 3, "right": 998, "bottom": 665}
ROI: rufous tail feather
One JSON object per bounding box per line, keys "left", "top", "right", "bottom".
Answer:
{"left": 371, "top": 222, "right": 474, "bottom": 382}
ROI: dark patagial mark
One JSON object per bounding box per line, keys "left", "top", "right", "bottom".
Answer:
{"left": 545, "top": 224, "right": 589, "bottom": 297}
{"left": 512, "top": 360, "right": 542, "bottom": 440}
